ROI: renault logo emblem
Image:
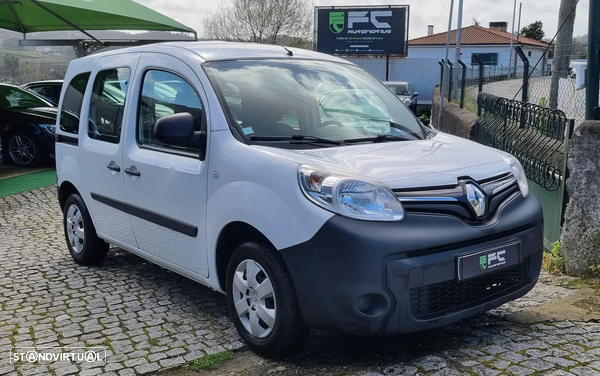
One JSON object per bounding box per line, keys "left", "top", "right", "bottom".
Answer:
{"left": 465, "top": 183, "right": 486, "bottom": 218}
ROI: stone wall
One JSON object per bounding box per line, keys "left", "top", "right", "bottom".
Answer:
{"left": 560, "top": 121, "right": 600, "bottom": 276}
{"left": 431, "top": 87, "right": 479, "bottom": 139}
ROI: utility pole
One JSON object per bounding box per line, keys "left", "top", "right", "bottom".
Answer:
{"left": 586, "top": 0, "right": 600, "bottom": 119}
{"left": 549, "top": 0, "right": 578, "bottom": 109}
{"left": 514, "top": 2, "right": 522, "bottom": 76}
{"left": 508, "top": 0, "right": 517, "bottom": 75}
{"left": 438, "top": 0, "right": 455, "bottom": 131}
{"left": 454, "top": 0, "right": 464, "bottom": 63}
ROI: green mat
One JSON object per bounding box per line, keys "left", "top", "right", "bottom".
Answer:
{"left": 0, "top": 169, "right": 56, "bottom": 198}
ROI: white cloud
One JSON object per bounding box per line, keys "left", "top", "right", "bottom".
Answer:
{"left": 135, "top": 0, "right": 590, "bottom": 41}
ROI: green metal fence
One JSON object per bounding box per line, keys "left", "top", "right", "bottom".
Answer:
{"left": 473, "top": 93, "right": 575, "bottom": 249}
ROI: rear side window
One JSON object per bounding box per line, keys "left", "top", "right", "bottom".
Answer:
{"left": 60, "top": 73, "right": 90, "bottom": 134}
{"left": 88, "top": 68, "right": 130, "bottom": 144}
{"left": 137, "top": 70, "right": 204, "bottom": 155}
{"left": 29, "top": 85, "right": 53, "bottom": 101}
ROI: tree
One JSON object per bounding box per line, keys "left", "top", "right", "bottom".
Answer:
{"left": 203, "top": 0, "right": 312, "bottom": 47}
{"left": 520, "top": 21, "right": 545, "bottom": 41}
{"left": 549, "top": 0, "right": 578, "bottom": 109}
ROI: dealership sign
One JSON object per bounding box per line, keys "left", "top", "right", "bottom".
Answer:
{"left": 316, "top": 6, "right": 408, "bottom": 55}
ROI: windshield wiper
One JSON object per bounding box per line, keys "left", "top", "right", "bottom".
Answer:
{"left": 343, "top": 134, "right": 412, "bottom": 144}
{"left": 389, "top": 121, "right": 422, "bottom": 136}
{"left": 250, "top": 134, "right": 343, "bottom": 145}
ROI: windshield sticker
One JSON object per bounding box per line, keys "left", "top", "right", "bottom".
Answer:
{"left": 242, "top": 127, "right": 254, "bottom": 135}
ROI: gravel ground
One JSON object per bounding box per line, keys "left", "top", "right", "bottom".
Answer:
{"left": 1, "top": 186, "right": 599, "bottom": 376}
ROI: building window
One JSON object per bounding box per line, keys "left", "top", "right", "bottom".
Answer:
{"left": 528, "top": 51, "right": 532, "bottom": 57}
{"left": 471, "top": 53, "right": 498, "bottom": 66}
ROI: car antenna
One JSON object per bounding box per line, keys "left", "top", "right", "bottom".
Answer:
{"left": 282, "top": 46, "right": 293, "bottom": 56}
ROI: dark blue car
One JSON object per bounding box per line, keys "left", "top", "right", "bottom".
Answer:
{"left": 0, "top": 84, "right": 57, "bottom": 167}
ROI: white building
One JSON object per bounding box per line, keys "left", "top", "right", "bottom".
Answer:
{"left": 407, "top": 23, "right": 551, "bottom": 71}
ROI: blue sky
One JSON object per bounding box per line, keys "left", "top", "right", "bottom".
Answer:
{"left": 136, "top": 0, "right": 590, "bottom": 41}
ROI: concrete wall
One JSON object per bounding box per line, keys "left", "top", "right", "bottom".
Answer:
{"left": 560, "top": 121, "right": 600, "bottom": 276}
{"left": 431, "top": 87, "right": 478, "bottom": 139}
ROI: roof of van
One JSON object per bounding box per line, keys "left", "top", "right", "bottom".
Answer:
{"left": 87, "top": 41, "right": 349, "bottom": 64}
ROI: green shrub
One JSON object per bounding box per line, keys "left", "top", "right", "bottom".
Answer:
{"left": 542, "top": 242, "right": 566, "bottom": 275}
{"left": 419, "top": 105, "right": 432, "bottom": 118}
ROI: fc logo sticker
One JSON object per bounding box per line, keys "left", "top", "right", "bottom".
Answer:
{"left": 479, "top": 250, "right": 506, "bottom": 270}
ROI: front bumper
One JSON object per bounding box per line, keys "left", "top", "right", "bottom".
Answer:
{"left": 279, "top": 192, "right": 543, "bottom": 334}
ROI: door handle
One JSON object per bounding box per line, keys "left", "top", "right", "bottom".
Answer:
{"left": 125, "top": 166, "right": 141, "bottom": 177}
{"left": 106, "top": 161, "right": 121, "bottom": 172}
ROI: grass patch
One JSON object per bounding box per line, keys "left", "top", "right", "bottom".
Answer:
{"left": 188, "top": 351, "right": 234, "bottom": 371}
{"left": 148, "top": 338, "right": 159, "bottom": 346}
{"left": 0, "top": 169, "right": 56, "bottom": 198}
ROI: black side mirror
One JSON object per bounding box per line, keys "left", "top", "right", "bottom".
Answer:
{"left": 153, "top": 113, "right": 194, "bottom": 147}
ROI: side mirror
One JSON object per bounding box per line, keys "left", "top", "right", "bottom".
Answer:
{"left": 412, "top": 92, "right": 419, "bottom": 98}
{"left": 153, "top": 113, "right": 194, "bottom": 147}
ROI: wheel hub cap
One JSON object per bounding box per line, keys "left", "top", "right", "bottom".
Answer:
{"left": 66, "top": 204, "right": 85, "bottom": 254}
{"left": 232, "top": 259, "right": 276, "bottom": 338}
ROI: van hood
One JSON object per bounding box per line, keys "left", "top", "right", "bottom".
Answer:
{"left": 252, "top": 132, "right": 511, "bottom": 189}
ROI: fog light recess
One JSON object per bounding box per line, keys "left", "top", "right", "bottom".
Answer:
{"left": 356, "top": 293, "right": 388, "bottom": 317}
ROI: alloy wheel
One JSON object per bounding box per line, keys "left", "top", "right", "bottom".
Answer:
{"left": 8, "top": 135, "right": 36, "bottom": 166}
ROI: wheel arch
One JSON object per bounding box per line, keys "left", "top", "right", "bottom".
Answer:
{"left": 215, "top": 221, "right": 277, "bottom": 292}
{"left": 58, "top": 180, "right": 80, "bottom": 213}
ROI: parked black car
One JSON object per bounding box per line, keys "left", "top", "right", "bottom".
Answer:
{"left": 0, "top": 84, "right": 57, "bottom": 167}
{"left": 21, "top": 80, "right": 63, "bottom": 106}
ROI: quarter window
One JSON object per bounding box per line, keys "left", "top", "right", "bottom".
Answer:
{"left": 60, "top": 73, "right": 90, "bottom": 134}
{"left": 137, "top": 70, "right": 204, "bottom": 154}
{"left": 88, "top": 68, "right": 130, "bottom": 144}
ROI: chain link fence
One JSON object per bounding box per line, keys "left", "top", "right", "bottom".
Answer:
{"left": 445, "top": 48, "right": 586, "bottom": 125}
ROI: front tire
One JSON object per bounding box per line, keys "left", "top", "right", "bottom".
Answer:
{"left": 63, "top": 194, "right": 108, "bottom": 265}
{"left": 226, "top": 242, "right": 308, "bottom": 357}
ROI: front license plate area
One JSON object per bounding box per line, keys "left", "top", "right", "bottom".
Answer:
{"left": 457, "top": 241, "right": 520, "bottom": 281}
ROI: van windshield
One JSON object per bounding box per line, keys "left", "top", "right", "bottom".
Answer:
{"left": 204, "top": 59, "right": 426, "bottom": 146}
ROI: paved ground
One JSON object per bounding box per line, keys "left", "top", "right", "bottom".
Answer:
{"left": 1, "top": 186, "right": 600, "bottom": 376}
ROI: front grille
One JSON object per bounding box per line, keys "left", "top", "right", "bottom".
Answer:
{"left": 410, "top": 257, "right": 530, "bottom": 319}
{"left": 394, "top": 173, "right": 518, "bottom": 223}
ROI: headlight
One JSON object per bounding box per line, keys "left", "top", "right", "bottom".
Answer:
{"left": 402, "top": 98, "right": 412, "bottom": 107}
{"left": 495, "top": 150, "right": 529, "bottom": 198}
{"left": 39, "top": 124, "right": 56, "bottom": 135}
{"left": 298, "top": 166, "right": 405, "bottom": 221}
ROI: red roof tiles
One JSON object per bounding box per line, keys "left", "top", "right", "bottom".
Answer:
{"left": 408, "top": 25, "right": 550, "bottom": 48}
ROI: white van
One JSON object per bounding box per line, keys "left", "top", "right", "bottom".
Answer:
{"left": 55, "top": 41, "right": 543, "bottom": 356}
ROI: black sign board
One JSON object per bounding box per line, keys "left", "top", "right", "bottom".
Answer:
{"left": 316, "top": 7, "right": 407, "bottom": 55}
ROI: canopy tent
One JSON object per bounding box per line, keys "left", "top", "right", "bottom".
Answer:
{"left": 0, "top": 0, "right": 196, "bottom": 55}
